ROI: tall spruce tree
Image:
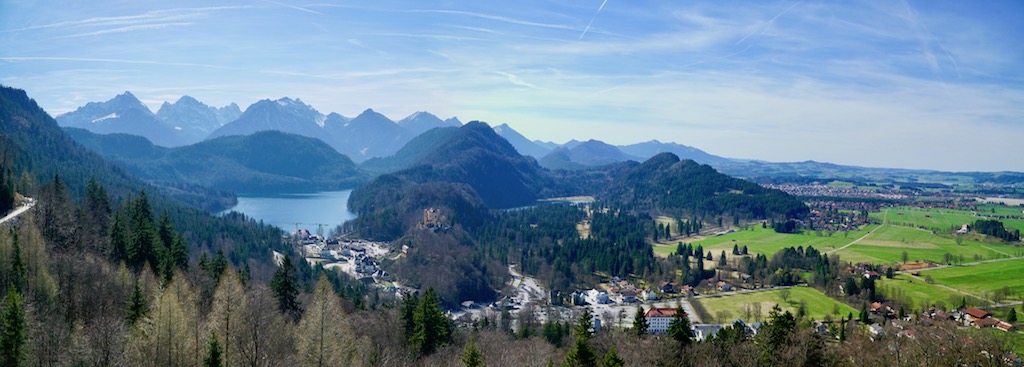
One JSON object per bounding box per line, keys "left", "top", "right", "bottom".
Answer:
{"left": 564, "top": 308, "right": 596, "bottom": 367}
{"left": 1, "top": 285, "right": 26, "bottom": 367}
{"left": 410, "top": 288, "right": 452, "bottom": 356}
{"left": 632, "top": 306, "right": 648, "bottom": 337}
{"left": 667, "top": 306, "right": 692, "bottom": 347}
{"left": 270, "top": 254, "right": 301, "bottom": 321}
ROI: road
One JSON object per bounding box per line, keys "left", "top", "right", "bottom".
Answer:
{"left": 0, "top": 198, "right": 35, "bottom": 225}
{"left": 825, "top": 222, "right": 882, "bottom": 255}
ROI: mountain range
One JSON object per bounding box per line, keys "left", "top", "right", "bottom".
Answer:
{"left": 66, "top": 128, "right": 364, "bottom": 195}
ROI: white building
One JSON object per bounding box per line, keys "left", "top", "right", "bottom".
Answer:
{"left": 645, "top": 307, "right": 680, "bottom": 334}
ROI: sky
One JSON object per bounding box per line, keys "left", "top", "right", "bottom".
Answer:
{"left": 1, "top": 0, "right": 1023, "bottom": 172}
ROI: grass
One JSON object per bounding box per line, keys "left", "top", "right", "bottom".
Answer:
{"left": 831, "top": 225, "right": 1020, "bottom": 265}
{"left": 696, "top": 287, "right": 857, "bottom": 323}
{"left": 872, "top": 205, "right": 1024, "bottom": 238}
{"left": 920, "top": 258, "right": 1024, "bottom": 302}
{"left": 652, "top": 224, "right": 878, "bottom": 260}
{"left": 876, "top": 274, "right": 965, "bottom": 311}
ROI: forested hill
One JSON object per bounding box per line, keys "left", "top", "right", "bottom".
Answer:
{"left": 351, "top": 121, "right": 549, "bottom": 208}
{"left": 603, "top": 152, "right": 809, "bottom": 220}
{"left": 67, "top": 128, "right": 366, "bottom": 195}
{"left": 0, "top": 85, "right": 289, "bottom": 278}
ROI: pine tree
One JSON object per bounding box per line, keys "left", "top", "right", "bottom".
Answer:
{"left": 1008, "top": 308, "right": 1018, "bottom": 323}
{"left": 109, "top": 211, "right": 129, "bottom": 263}
{"left": 461, "top": 337, "right": 486, "bottom": 367}
{"left": 410, "top": 288, "right": 452, "bottom": 356}
{"left": 203, "top": 332, "right": 223, "bottom": 367}
{"left": 667, "top": 306, "right": 692, "bottom": 347}
{"left": 9, "top": 229, "right": 26, "bottom": 293}
{"left": 632, "top": 305, "right": 648, "bottom": 337}
{"left": 1, "top": 285, "right": 26, "bottom": 367}
{"left": 126, "top": 279, "right": 148, "bottom": 325}
{"left": 563, "top": 308, "right": 596, "bottom": 367}
{"left": 270, "top": 254, "right": 301, "bottom": 320}
{"left": 600, "top": 348, "right": 625, "bottom": 367}
{"left": 401, "top": 293, "right": 420, "bottom": 341}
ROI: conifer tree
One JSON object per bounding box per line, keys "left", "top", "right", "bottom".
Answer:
{"left": 410, "top": 288, "right": 452, "bottom": 356}
{"left": 600, "top": 348, "right": 625, "bottom": 367}
{"left": 1008, "top": 308, "right": 1018, "bottom": 323}
{"left": 270, "top": 254, "right": 301, "bottom": 320}
{"left": 9, "top": 229, "right": 26, "bottom": 293}
{"left": 632, "top": 306, "right": 648, "bottom": 337}
{"left": 126, "top": 279, "right": 148, "bottom": 325}
{"left": 461, "top": 337, "right": 486, "bottom": 367}
{"left": 297, "top": 275, "right": 359, "bottom": 366}
{"left": 564, "top": 308, "right": 596, "bottom": 367}
{"left": 667, "top": 306, "right": 692, "bottom": 347}
{"left": 203, "top": 332, "right": 223, "bottom": 367}
{"left": 1, "top": 285, "right": 26, "bottom": 367}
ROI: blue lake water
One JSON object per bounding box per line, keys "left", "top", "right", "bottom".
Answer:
{"left": 220, "top": 190, "right": 358, "bottom": 232}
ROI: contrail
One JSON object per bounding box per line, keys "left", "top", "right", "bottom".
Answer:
{"left": 736, "top": 0, "right": 800, "bottom": 45}
{"left": 579, "top": 0, "right": 609, "bottom": 40}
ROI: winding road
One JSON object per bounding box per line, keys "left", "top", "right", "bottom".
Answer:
{"left": 0, "top": 198, "right": 35, "bottom": 225}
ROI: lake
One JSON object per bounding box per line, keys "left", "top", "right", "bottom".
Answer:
{"left": 220, "top": 190, "right": 358, "bottom": 232}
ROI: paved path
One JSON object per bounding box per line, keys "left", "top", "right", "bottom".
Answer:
{"left": 0, "top": 198, "right": 35, "bottom": 225}
{"left": 826, "top": 224, "right": 880, "bottom": 254}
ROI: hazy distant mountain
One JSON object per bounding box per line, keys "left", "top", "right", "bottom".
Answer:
{"left": 56, "top": 91, "right": 188, "bottom": 147}
{"left": 534, "top": 140, "right": 559, "bottom": 151}
{"left": 325, "top": 108, "right": 414, "bottom": 162}
{"left": 397, "top": 111, "right": 461, "bottom": 135}
{"left": 67, "top": 128, "right": 364, "bottom": 193}
{"left": 620, "top": 140, "right": 731, "bottom": 166}
{"left": 360, "top": 126, "right": 463, "bottom": 173}
{"left": 492, "top": 123, "right": 552, "bottom": 158}
{"left": 156, "top": 95, "right": 241, "bottom": 144}
{"left": 539, "top": 139, "right": 640, "bottom": 170}
{"left": 562, "top": 139, "right": 584, "bottom": 149}
{"left": 207, "top": 97, "right": 324, "bottom": 140}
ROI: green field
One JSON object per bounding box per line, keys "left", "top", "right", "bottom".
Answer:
{"left": 696, "top": 286, "right": 857, "bottom": 323}
{"left": 831, "top": 225, "right": 1020, "bottom": 265}
{"left": 872, "top": 206, "right": 1024, "bottom": 236}
{"left": 876, "top": 274, "right": 967, "bottom": 311}
{"left": 919, "top": 258, "right": 1024, "bottom": 303}
{"left": 652, "top": 224, "right": 877, "bottom": 259}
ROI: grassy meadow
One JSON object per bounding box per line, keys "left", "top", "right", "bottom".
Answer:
{"left": 696, "top": 286, "right": 857, "bottom": 323}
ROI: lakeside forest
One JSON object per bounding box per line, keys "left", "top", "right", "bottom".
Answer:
{"left": 2, "top": 84, "right": 1024, "bottom": 366}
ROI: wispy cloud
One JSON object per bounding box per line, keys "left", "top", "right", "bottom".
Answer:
{"left": 494, "top": 71, "right": 539, "bottom": 89}
{"left": 0, "top": 57, "right": 221, "bottom": 69}
{"left": 407, "top": 9, "right": 578, "bottom": 32}
{"left": 1, "top": 6, "right": 247, "bottom": 33}
{"left": 58, "top": 22, "right": 193, "bottom": 38}
{"left": 263, "top": 0, "right": 323, "bottom": 15}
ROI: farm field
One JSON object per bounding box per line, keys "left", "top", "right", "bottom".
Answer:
{"left": 831, "top": 225, "right": 1021, "bottom": 265}
{"left": 918, "top": 258, "right": 1024, "bottom": 303}
{"left": 696, "top": 286, "right": 857, "bottom": 323}
{"left": 652, "top": 224, "right": 877, "bottom": 259}
{"left": 872, "top": 205, "right": 1024, "bottom": 234}
{"left": 876, "top": 274, "right": 969, "bottom": 311}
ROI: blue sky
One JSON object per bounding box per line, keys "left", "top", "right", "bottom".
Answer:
{"left": 2, "top": 0, "right": 1022, "bottom": 171}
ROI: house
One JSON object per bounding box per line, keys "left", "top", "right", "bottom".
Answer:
{"left": 864, "top": 271, "right": 880, "bottom": 280}
{"left": 868, "top": 324, "right": 885, "bottom": 339}
{"left": 692, "top": 324, "right": 723, "bottom": 341}
{"left": 642, "top": 289, "right": 658, "bottom": 301}
{"left": 957, "top": 224, "right": 971, "bottom": 234}
{"left": 660, "top": 282, "right": 677, "bottom": 294}
{"left": 645, "top": 307, "right": 679, "bottom": 334}
{"left": 870, "top": 302, "right": 883, "bottom": 314}
{"left": 717, "top": 281, "right": 733, "bottom": 291}
{"left": 620, "top": 289, "right": 638, "bottom": 303}
{"left": 964, "top": 307, "right": 991, "bottom": 322}
{"left": 996, "top": 321, "right": 1016, "bottom": 332}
